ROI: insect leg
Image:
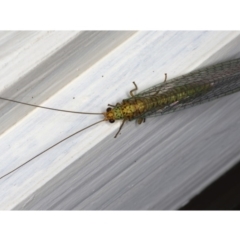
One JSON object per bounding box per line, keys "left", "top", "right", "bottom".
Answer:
{"left": 154, "top": 73, "right": 168, "bottom": 95}
{"left": 164, "top": 73, "right": 167, "bottom": 83}
{"left": 108, "top": 103, "right": 121, "bottom": 107}
{"left": 108, "top": 104, "right": 116, "bottom": 107}
{"left": 130, "top": 82, "right": 138, "bottom": 97}
{"left": 114, "top": 119, "right": 126, "bottom": 138}
{"left": 137, "top": 118, "right": 146, "bottom": 124}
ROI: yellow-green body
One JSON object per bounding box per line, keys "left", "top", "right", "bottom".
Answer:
{"left": 106, "top": 81, "right": 213, "bottom": 122}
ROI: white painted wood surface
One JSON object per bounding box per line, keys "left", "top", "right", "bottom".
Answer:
{"left": 0, "top": 31, "right": 240, "bottom": 210}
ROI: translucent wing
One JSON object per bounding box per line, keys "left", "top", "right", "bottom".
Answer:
{"left": 143, "top": 73, "right": 240, "bottom": 118}
{"left": 136, "top": 58, "right": 240, "bottom": 98}
{"left": 127, "top": 58, "right": 240, "bottom": 119}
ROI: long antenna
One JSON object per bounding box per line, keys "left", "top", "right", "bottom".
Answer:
{"left": 0, "top": 97, "right": 103, "bottom": 115}
{"left": 0, "top": 119, "right": 105, "bottom": 180}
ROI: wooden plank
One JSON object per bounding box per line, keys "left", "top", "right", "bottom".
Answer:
{"left": 1, "top": 31, "right": 240, "bottom": 209}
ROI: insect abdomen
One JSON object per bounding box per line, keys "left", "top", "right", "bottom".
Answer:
{"left": 151, "top": 82, "right": 212, "bottom": 107}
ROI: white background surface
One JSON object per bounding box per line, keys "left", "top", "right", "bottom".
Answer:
{"left": 0, "top": 31, "right": 240, "bottom": 209}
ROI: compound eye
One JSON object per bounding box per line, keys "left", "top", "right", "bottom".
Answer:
{"left": 106, "top": 107, "right": 112, "bottom": 112}
{"left": 109, "top": 119, "right": 115, "bottom": 123}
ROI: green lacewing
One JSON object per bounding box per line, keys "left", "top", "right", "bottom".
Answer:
{"left": 1, "top": 58, "right": 240, "bottom": 179}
